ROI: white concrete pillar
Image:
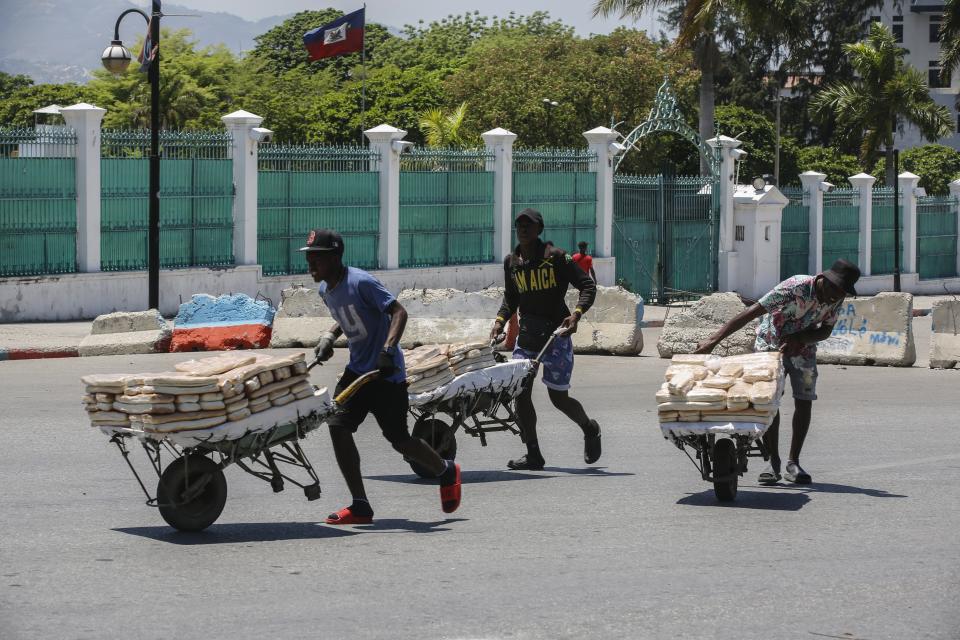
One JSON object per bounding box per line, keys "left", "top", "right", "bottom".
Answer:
{"left": 799, "top": 171, "right": 827, "bottom": 275}
{"left": 583, "top": 126, "right": 625, "bottom": 258}
{"left": 482, "top": 127, "right": 517, "bottom": 261}
{"left": 364, "top": 124, "right": 408, "bottom": 270}
{"left": 949, "top": 179, "right": 960, "bottom": 277}
{"left": 849, "top": 172, "right": 876, "bottom": 276}
{"left": 707, "top": 135, "right": 743, "bottom": 291}
{"left": 899, "top": 171, "right": 920, "bottom": 274}
{"left": 221, "top": 110, "right": 267, "bottom": 266}
{"left": 60, "top": 103, "right": 106, "bottom": 273}
{"left": 732, "top": 185, "right": 789, "bottom": 300}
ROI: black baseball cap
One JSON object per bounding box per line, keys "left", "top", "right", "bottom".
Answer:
{"left": 515, "top": 208, "right": 544, "bottom": 228}
{"left": 299, "top": 228, "right": 344, "bottom": 254}
{"left": 822, "top": 258, "right": 860, "bottom": 296}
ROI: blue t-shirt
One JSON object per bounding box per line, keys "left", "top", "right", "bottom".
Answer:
{"left": 318, "top": 267, "right": 405, "bottom": 383}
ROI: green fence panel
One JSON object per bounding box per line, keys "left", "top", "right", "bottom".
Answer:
{"left": 613, "top": 175, "right": 658, "bottom": 298}
{"left": 512, "top": 149, "right": 597, "bottom": 254}
{"left": 399, "top": 148, "right": 494, "bottom": 267}
{"left": 780, "top": 186, "right": 810, "bottom": 278}
{"left": 917, "top": 195, "right": 958, "bottom": 279}
{"left": 257, "top": 145, "right": 380, "bottom": 275}
{"left": 0, "top": 127, "right": 78, "bottom": 276}
{"left": 612, "top": 174, "right": 717, "bottom": 302}
{"left": 870, "top": 188, "right": 903, "bottom": 275}
{"left": 822, "top": 188, "right": 860, "bottom": 270}
{"left": 100, "top": 130, "right": 234, "bottom": 271}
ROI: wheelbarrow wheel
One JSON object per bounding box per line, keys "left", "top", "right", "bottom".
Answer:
{"left": 157, "top": 455, "right": 227, "bottom": 532}
{"left": 712, "top": 438, "right": 738, "bottom": 502}
{"left": 407, "top": 417, "right": 457, "bottom": 479}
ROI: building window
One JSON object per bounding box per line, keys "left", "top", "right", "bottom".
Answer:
{"left": 930, "top": 61, "right": 949, "bottom": 88}
{"left": 931, "top": 15, "right": 943, "bottom": 43}
{"left": 893, "top": 24, "right": 903, "bottom": 43}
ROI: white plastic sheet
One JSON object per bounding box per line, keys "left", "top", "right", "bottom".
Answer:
{"left": 408, "top": 360, "right": 532, "bottom": 407}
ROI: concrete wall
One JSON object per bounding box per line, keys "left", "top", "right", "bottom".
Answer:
{"left": 0, "top": 258, "right": 616, "bottom": 322}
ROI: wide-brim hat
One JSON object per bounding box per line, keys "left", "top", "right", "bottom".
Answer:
{"left": 822, "top": 258, "right": 860, "bottom": 296}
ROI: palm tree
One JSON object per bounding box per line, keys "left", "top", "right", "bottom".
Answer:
{"left": 419, "top": 102, "right": 469, "bottom": 148}
{"left": 592, "top": 0, "right": 806, "bottom": 175}
{"left": 939, "top": 0, "right": 960, "bottom": 86}
{"left": 811, "top": 22, "right": 953, "bottom": 187}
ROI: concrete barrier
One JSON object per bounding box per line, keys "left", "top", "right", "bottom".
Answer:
{"left": 270, "top": 285, "right": 331, "bottom": 348}
{"left": 818, "top": 292, "right": 916, "bottom": 366}
{"left": 398, "top": 286, "right": 644, "bottom": 355}
{"left": 170, "top": 294, "right": 275, "bottom": 352}
{"left": 79, "top": 309, "right": 171, "bottom": 356}
{"left": 657, "top": 293, "right": 758, "bottom": 358}
{"left": 929, "top": 299, "right": 960, "bottom": 369}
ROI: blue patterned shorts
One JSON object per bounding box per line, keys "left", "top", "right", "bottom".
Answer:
{"left": 512, "top": 334, "right": 574, "bottom": 391}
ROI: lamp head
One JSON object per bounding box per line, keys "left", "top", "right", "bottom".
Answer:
{"left": 101, "top": 40, "right": 132, "bottom": 75}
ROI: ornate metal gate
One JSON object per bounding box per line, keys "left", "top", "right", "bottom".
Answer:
{"left": 612, "top": 79, "right": 720, "bottom": 303}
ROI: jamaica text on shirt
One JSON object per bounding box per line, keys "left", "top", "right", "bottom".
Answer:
{"left": 513, "top": 264, "right": 559, "bottom": 293}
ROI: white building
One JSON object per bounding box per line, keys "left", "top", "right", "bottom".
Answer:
{"left": 875, "top": 1, "right": 960, "bottom": 150}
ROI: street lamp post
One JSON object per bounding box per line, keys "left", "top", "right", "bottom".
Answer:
{"left": 542, "top": 98, "right": 558, "bottom": 143}
{"left": 102, "top": 1, "right": 161, "bottom": 310}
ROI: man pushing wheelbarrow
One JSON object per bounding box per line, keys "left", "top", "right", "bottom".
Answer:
{"left": 695, "top": 259, "right": 861, "bottom": 485}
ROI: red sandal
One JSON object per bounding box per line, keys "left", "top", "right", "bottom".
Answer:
{"left": 325, "top": 506, "right": 373, "bottom": 525}
{"left": 439, "top": 463, "right": 462, "bottom": 514}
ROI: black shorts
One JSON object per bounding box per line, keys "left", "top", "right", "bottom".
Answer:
{"left": 326, "top": 368, "right": 411, "bottom": 446}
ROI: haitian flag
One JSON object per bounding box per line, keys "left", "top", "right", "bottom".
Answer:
{"left": 303, "top": 8, "right": 365, "bottom": 60}
{"left": 138, "top": 17, "right": 156, "bottom": 72}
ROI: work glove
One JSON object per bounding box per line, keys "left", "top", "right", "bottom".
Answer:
{"left": 314, "top": 332, "right": 336, "bottom": 363}
{"left": 377, "top": 347, "right": 396, "bottom": 377}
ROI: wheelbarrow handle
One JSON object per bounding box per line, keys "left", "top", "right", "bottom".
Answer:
{"left": 533, "top": 326, "right": 569, "bottom": 364}
{"left": 333, "top": 370, "right": 381, "bottom": 406}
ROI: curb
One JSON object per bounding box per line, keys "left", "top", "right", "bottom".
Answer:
{"left": 0, "top": 348, "right": 80, "bottom": 361}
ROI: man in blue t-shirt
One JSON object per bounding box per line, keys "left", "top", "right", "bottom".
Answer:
{"left": 301, "top": 229, "right": 462, "bottom": 524}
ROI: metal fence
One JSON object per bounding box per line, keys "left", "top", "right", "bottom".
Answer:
{"left": 780, "top": 186, "right": 810, "bottom": 278}
{"left": 258, "top": 145, "right": 380, "bottom": 275}
{"left": 822, "top": 188, "right": 860, "bottom": 271}
{"left": 613, "top": 174, "right": 717, "bottom": 302}
{"left": 100, "top": 130, "right": 234, "bottom": 271}
{"left": 512, "top": 148, "right": 597, "bottom": 254}
{"left": 870, "top": 188, "right": 902, "bottom": 275}
{"left": 399, "top": 148, "right": 495, "bottom": 267}
{"left": 916, "top": 195, "right": 958, "bottom": 279}
{"left": 0, "top": 127, "right": 78, "bottom": 276}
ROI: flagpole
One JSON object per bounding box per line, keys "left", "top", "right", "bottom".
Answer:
{"left": 360, "top": 3, "right": 366, "bottom": 144}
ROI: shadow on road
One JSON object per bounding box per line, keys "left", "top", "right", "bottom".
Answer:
{"left": 114, "top": 521, "right": 361, "bottom": 544}
{"left": 677, "top": 490, "right": 811, "bottom": 511}
{"left": 368, "top": 467, "right": 633, "bottom": 485}
{"left": 773, "top": 482, "right": 907, "bottom": 498}
{"left": 115, "top": 518, "right": 468, "bottom": 544}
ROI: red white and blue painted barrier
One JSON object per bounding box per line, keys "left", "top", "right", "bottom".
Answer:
{"left": 170, "top": 294, "right": 276, "bottom": 352}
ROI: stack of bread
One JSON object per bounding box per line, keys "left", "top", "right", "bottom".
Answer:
{"left": 81, "top": 374, "right": 133, "bottom": 430}
{"left": 447, "top": 342, "right": 496, "bottom": 376}
{"left": 83, "top": 352, "right": 316, "bottom": 435}
{"left": 656, "top": 351, "right": 783, "bottom": 424}
{"left": 405, "top": 344, "right": 455, "bottom": 394}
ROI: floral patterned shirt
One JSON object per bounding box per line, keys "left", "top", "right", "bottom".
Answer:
{"left": 755, "top": 275, "right": 842, "bottom": 364}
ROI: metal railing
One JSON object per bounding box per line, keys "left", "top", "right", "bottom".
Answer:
{"left": 257, "top": 144, "right": 380, "bottom": 275}
{"left": 916, "top": 195, "right": 958, "bottom": 279}
{"left": 513, "top": 148, "right": 597, "bottom": 254}
{"left": 870, "top": 188, "right": 902, "bottom": 275}
{"left": 0, "top": 127, "right": 78, "bottom": 276}
{"left": 822, "top": 188, "right": 860, "bottom": 271}
{"left": 399, "top": 148, "right": 495, "bottom": 267}
{"left": 780, "top": 186, "right": 810, "bottom": 278}
{"left": 100, "top": 129, "right": 234, "bottom": 271}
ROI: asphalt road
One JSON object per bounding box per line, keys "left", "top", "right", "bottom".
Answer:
{"left": 1, "top": 349, "right": 958, "bottom": 640}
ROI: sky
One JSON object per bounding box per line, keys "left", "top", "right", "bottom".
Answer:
{"left": 169, "top": 0, "right": 666, "bottom": 36}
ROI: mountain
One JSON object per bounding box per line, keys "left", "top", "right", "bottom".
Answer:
{"left": 0, "top": 0, "right": 291, "bottom": 85}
